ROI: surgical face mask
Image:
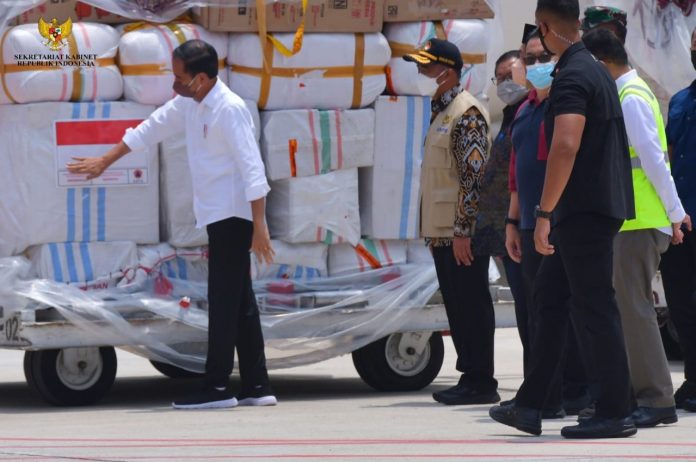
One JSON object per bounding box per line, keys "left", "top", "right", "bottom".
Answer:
{"left": 173, "top": 74, "right": 201, "bottom": 98}
{"left": 416, "top": 69, "right": 447, "bottom": 97}
{"left": 692, "top": 50, "right": 696, "bottom": 71}
{"left": 497, "top": 79, "right": 529, "bottom": 105}
{"left": 526, "top": 62, "right": 555, "bottom": 89}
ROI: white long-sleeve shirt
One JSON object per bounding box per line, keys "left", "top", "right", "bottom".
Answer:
{"left": 617, "top": 70, "right": 686, "bottom": 235}
{"left": 123, "top": 79, "right": 270, "bottom": 228}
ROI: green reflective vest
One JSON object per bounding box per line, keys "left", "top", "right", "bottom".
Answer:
{"left": 619, "top": 76, "right": 671, "bottom": 232}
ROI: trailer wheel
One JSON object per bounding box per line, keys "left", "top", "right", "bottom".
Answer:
{"left": 150, "top": 360, "right": 204, "bottom": 379}
{"left": 352, "top": 332, "right": 444, "bottom": 392}
{"left": 24, "top": 347, "right": 117, "bottom": 406}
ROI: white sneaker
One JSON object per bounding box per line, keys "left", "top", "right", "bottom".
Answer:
{"left": 237, "top": 395, "right": 278, "bottom": 406}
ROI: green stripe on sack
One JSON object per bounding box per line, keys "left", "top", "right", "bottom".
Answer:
{"left": 319, "top": 110, "right": 332, "bottom": 174}
{"left": 362, "top": 239, "right": 381, "bottom": 262}
{"left": 324, "top": 229, "right": 334, "bottom": 245}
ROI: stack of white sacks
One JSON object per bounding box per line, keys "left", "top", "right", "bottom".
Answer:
{"left": 0, "top": 1, "right": 502, "bottom": 291}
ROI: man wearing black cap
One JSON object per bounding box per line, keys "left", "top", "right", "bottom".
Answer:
{"left": 404, "top": 39, "right": 498, "bottom": 405}
{"left": 488, "top": 0, "right": 636, "bottom": 438}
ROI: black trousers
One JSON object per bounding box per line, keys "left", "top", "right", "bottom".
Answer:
{"left": 432, "top": 245, "right": 497, "bottom": 391}
{"left": 502, "top": 255, "right": 529, "bottom": 372}
{"left": 519, "top": 230, "right": 589, "bottom": 406}
{"left": 660, "top": 230, "right": 696, "bottom": 384}
{"left": 205, "top": 216, "right": 270, "bottom": 391}
{"left": 515, "top": 214, "right": 631, "bottom": 418}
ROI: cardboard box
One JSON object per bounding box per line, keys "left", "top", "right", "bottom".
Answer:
{"left": 13, "top": 0, "right": 129, "bottom": 24}
{"left": 383, "top": 0, "right": 494, "bottom": 22}
{"left": 194, "top": 0, "right": 383, "bottom": 32}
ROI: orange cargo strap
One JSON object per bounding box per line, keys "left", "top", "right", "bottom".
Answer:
{"left": 165, "top": 23, "right": 187, "bottom": 45}
{"left": 264, "top": 0, "right": 308, "bottom": 58}
{"left": 258, "top": 37, "right": 275, "bottom": 110}
{"left": 388, "top": 40, "right": 486, "bottom": 64}
{"left": 67, "top": 33, "right": 82, "bottom": 101}
{"left": 288, "top": 139, "right": 298, "bottom": 177}
{"left": 0, "top": 29, "right": 18, "bottom": 102}
{"left": 232, "top": 63, "right": 385, "bottom": 79}
{"left": 120, "top": 59, "right": 225, "bottom": 76}
{"left": 354, "top": 243, "right": 382, "bottom": 270}
{"left": 351, "top": 33, "right": 365, "bottom": 109}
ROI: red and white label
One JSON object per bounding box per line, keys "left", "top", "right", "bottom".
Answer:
{"left": 55, "top": 119, "right": 148, "bottom": 187}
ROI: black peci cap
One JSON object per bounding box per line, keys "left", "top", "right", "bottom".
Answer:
{"left": 403, "top": 38, "right": 463, "bottom": 73}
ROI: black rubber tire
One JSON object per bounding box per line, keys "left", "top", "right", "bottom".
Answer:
{"left": 352, "top": 332, "right": 444, "bottom": 392}
{"left": 150, "top": 360, "right": 204, "bottom": 379}
{"left": 24, "top": 347, "right": 117, "bottom": 406}
{"left": 660, "top": 319, "right": 683, "bottom": 361}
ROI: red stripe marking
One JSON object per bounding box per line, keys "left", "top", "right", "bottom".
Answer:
{"left": 76, "top": 22, "right": 97, "bottom": 101}
{"left": 55, "top": 120, "right": 143, "bottom": 145}
{"left": 59, "top": 72, "right": 68, "bottom": 101}
{"left": 334, "top": 110, "right": 343, "bottom": 169}
{"left": 379, "top": 240, "right": 393, "bottom": 265}
{"left": 1, "top": 455, "right": 692, "bottom": 461}
{"left": 308, "top": 110, "right": 320, "bottom": 175}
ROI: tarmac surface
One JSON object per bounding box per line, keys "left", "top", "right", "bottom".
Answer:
{"left": 0, "top": 326, "right": 695, "bottom": 462}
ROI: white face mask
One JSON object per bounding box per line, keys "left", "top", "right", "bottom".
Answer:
{"left": 415, "top": 69, "right": 447, "bottom": 97}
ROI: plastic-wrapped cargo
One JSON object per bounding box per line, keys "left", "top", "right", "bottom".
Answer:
{"left": 0, "top": 101, "right": 159, "bottom": 257}
{"left": 267, "top": 168, "right": 361, "bottom": 245}
{"left": 117, "top": 22, "right": 229, "bottom": 105}
{"left": 228, "top": 32, "right": 391, "bottom": 110}
{"left": 0, "top": 22, "right": 123, "bottom": 104}
{"left": 328, "top": 239, "right": 407, "bottom": 276}
{"left": 407, "top": 239, "right": 432, "bottom": 264}
{"left": 252, "top": 241, "right": 328, "bottom": 281}
{"left": 28, "top": 241, "right": 138, "bottom": 289}
{"left": 159, "top": 98, "right": 260, "bottom": 248}
{"left": 360, "top": 95, "right": 429, "bottom": 240}
{"left": 260, "top": 108, "right": 375, "bottom": 181}
{"left": 384, "top": 20, "right": 491, "bottom": 98}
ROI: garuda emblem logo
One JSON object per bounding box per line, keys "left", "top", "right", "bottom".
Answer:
{"left": 38, "top": 17, "right": 72, "bottom": 51}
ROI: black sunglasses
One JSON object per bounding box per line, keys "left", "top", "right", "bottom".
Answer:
{"left": 524, "top": 52, "right": 553, "bottom": 66}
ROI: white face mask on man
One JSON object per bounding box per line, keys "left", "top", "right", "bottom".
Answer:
{"left": 416, "top": 69, "right": 448, "bottom": 97}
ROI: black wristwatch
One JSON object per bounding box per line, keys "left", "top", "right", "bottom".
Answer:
{"left": 534, "top": 205, "right": 553, "bottom": 220}
{"left": 504, "top": 217, "right": 520, "bottom": 227}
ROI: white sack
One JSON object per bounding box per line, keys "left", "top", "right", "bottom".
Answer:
{"left": 267, "top": 168, "right": 361, "bottom": 245}
{"left": 28, "top": 241, "right": 137, "bottom": 289}
{"left": 118, "top": 22, "right": 229, "bottom": 105}
{"left": 260, "top": 108, "right": 374, "bottom": 181}
{"left": 406, "top": 239, "right": 432, "bottom": 264}
{"left": 252, "top": 241, "right": 328, "bottom": 281}
{"left": 384, "top": 20, "right": 491, "bottom": 97}
{"left": 159, "top": 98, "right": 260, "bottom": 248}
{"left": 228, "top": 32, "right": 390, "bottom": 110}
{"left": 0, "top": 22, "right": 122, "bottom": 104}
{"left": 328, "top": 239, "right": 407, "bottom": 276}
{"left": 0, "top": 101, "right": 159, "bottom": 257}
{"left": 360, "top": 95, "right": 429, "bottom": 240}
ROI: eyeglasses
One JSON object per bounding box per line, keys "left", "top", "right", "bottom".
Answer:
{"left": 490, "top": 74, "right": 512, "bottom": 86}
{"left": 524, "top": 52, "right": 553, "bottom": 66}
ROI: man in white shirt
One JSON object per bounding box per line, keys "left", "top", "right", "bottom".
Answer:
{"left": 583, "top": 28, "right": 691, "bottom": 427}
{"left": 67, "top": 40, "right": 277, "bottom": 410}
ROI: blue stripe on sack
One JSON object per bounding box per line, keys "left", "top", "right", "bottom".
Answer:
{"left": 48, "top": 243, "right": 64, "bottom": 282}
{"left": 71, "top": 103, "right": 81, "bottom": 119}
{"left": 176, "top": 257, "right": 188, "bottom": 280}
{"left": 164, "top": 261, "right": 175, "bottom": 278}
{"left": 276, "top": 264, "right": 288, "bottom": 279}
{"left": 306, "top": 267, "right": 314, "bottom": 280}
{"left": 87, "top": 101, "right": 96, "bottom": 119}
{"left": 102, "top": 102, "right": 111, "bottom": 118}
{"left": 79, "top": 242, "right": 94, "bottom": 282}
{"left": 399, "top": 97, "right": 416, "bottom": 239}
{"left": 64, "top": 242, "right": 79, "bottom": 282}
{"left": 81, "top": 188, "right": 91, "bottom": 242}
{"left": 294, "top": 265, "right": 303, "bottom": 279}
{"left": 97, "top": 187, "right": 106, "bottom": 241}
{"left": 66, "top": 188, "right": 76, "bottom": 241}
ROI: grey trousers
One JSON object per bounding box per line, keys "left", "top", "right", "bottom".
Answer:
{"left": 613, "top": 228, "right": 674, "bottom": 408}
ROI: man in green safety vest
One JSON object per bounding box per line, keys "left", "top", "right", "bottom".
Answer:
{"left": 583, "top": 29, "right": 692, "bottom": 428}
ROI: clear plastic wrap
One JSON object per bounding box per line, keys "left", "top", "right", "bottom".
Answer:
{"left": 2, "top": 248, "right": 440, "bottom": 371}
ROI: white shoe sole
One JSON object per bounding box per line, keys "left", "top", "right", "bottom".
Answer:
{"left": 237, "top": 395, "right": 278, "bottom": 406}
{"left": 172, "top": 397, "right": 238, "bottom": 410}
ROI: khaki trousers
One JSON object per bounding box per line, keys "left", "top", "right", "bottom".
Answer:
{"left": 613, "top": 228, "right": 674, "bottom": 408}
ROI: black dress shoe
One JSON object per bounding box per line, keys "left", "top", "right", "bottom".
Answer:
{"left": 683, "top": 398, "right": 696, "bottom": 412}
{"left": 631, "top": 406, "right": 678, "bottom": 428}
{"left": 489, "top": 403, "right": 542, "bottom": 436}
{"left": 577, "top": 405, "right": 595, "bottom": 422}
{"left": 542, "top": 407, "right": 566, "bottom": 420}
{"left": 561, "top": 416, "right": 637, "bottom": 439}
{"left": 675, "top": 381, "right": 696, "bottom": 409}
{"left": 433, "top": 384, "right": 500, "bottom": 405}
{"left": 563, "top": 395, "right": 593, "bottom": 416}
